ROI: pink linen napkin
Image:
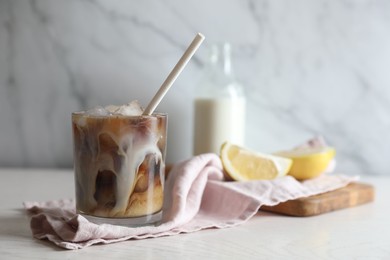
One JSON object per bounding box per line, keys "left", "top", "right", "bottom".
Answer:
{"left": 24, "top": 153, "right": 357, "bottom": 250}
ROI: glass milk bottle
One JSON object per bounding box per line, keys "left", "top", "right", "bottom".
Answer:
{"left": 193, "top": 43, "right": 246, "bottom": 155}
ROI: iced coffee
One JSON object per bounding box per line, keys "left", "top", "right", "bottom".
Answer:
{"left": 72, "top": 101, "right": 167, "bottom": 226}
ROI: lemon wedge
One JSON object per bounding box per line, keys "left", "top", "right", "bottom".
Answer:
{"left": 275, "top": 147, "right": 336, "bottom": 180}
{"left": 220, "top": 142, "right": 293, "bottom": 181}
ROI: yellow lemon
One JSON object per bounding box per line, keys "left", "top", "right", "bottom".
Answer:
{"left": 275, "top": 147, "right": 336, "bottom": 180}
{"left": 220, "top": 142, "right": 293, "bottom": 181}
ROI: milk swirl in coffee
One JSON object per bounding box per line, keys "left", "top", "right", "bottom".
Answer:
{"left": 72, "top": 101, "right": 167, "bottom": 221}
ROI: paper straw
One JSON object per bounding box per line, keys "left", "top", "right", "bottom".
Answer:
{"left": 143, "top": 33, "right": 205, "bottom": 115}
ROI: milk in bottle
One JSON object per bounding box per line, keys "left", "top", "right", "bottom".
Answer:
{"left": 193, "top": 43, "right": 246, "bottom": 155}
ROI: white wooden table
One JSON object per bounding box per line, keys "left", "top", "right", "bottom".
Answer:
{"left": 0, "top": 168, "right": 389, "bottom": 259}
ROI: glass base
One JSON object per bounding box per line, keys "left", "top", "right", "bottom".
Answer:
{"left": 81, "top": 211, "right": 163, "bottom": 227}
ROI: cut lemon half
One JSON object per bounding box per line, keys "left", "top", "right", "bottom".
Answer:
{"left": 220, "top": 142, "right": 293, "bottom": 181}
{"left": 275, "top": 147, "right": 336, "bottom": 180}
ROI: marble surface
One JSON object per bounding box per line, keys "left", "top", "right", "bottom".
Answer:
{"left": 0, "top": 0, "right": 390, "bottom": 175}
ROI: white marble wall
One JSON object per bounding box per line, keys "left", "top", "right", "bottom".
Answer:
{"left": 1, "top": 0, "right": 389, "bottom": 175}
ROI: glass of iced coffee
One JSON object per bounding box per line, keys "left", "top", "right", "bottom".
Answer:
{"left": 72, "top": 101, "right": 167, "bottom": 226}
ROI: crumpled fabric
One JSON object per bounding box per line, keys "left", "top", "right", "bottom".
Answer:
{"left": 25, "top": 152, "right": 357, "bottom": 250}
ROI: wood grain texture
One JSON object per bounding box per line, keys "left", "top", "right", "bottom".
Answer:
{"left": 261, "top": 182, "right": 375, "bottom": 217}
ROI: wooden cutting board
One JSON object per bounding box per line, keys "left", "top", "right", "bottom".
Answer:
{"left": 261, "top": 182, "right": 375, "bottom": 217}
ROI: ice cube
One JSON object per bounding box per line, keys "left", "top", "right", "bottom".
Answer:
{"left": 105, "top": 105, "right": 120, "bottom": 114}
{"left": 85, "top": 106, "right": 110, "bottom": 116}
{"left": 109, "top": 100, "right": 144, "bottom": 116}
